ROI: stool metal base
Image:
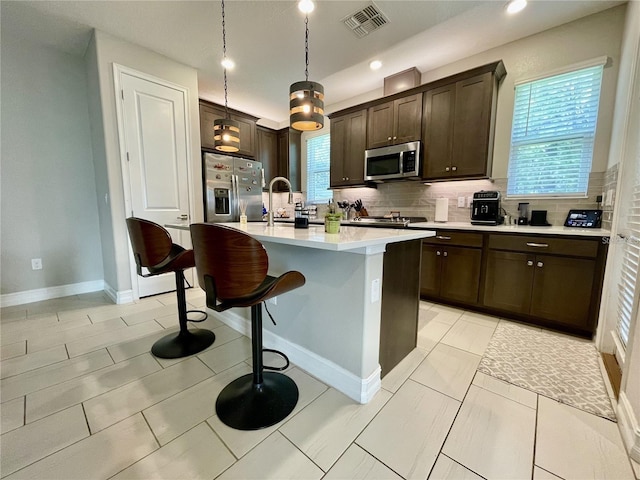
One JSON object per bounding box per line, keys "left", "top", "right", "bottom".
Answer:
{"left": 151, "top": 329, "right": 215, "bottom": 359}
{"left": 216, "top": 372, "right": 299, "bottom": 430}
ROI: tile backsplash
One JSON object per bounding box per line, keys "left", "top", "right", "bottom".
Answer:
{"left": 265, "top": 172, "right": 611, "bottom": 228}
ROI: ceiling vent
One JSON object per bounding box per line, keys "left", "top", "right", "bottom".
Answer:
{"left": 342, "top": 3, "right": 389, "bottom": 38}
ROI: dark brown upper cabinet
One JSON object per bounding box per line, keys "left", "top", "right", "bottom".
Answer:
{"left": 199, "top": 100, "right": 257, "bottom": 159}
{"left": 330, "top": 109, "right": 367, "bottom": 188}
{"left": 367, "top": 93, "right": 422, "bottom": 149}
{"left": 276, "top": 128, "right": 301, "bottom": 192}
{"left": 256, "top": 126, "right": 277, "bottom": 188}
{"left": 422, "top": 71, "right": 498, "bottom": 180}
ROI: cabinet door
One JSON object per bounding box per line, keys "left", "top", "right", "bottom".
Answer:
{"left": 367, "top": 101, "right": 394, "bottom": 149}
{"left": 276, "top": 129, "right": 301, "bottom": 192}
{"left": 440, "top": 247, "right": 482, "bottom": 304}
{"left": 330, "top": 115, "right": 347, "bottom": 187}
{"left": 420, "top": 244, "right": 441, "bottom": 297}
{"left": 451, "top": 72, "right": 493, "bottom": 178}
{"left": 232, "top": 114, "right": 257, "bottom": 159}
{"left": 344, "top": 110, "right": 367, "bottom": 185}
{"left": 394, "top": 93, "right": 422, "bottom": 144}
{"left": 422, "top": 84, "right": 455, "bottom": 179}
{"left": 199, "top": 103, "right": 223, "bottom": 151}
{"left": 483, "top": 250, "right": 533, "bottom": 315}
{"left": 257, "top": 127, "right": 277, "bottom": 187}
{"left": 530, "top": 255, "right": 595, "bottom": 329}
{"left": 199, "top": 103, "right": 257, "bottom": 158}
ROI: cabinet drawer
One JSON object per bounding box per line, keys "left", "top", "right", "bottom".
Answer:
{"left": 488, "top": 234, "right": 598, "bottom": 258}
{"left": 423, "top": 231, "right": 483, "bottom": 248}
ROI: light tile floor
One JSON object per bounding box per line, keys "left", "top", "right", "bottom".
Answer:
{"left": 1, "top": 290, "right": 638, "bottom": 480}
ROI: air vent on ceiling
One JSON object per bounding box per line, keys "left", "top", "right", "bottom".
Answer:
{"left": 342, "top": 3, "right": 389, "bottom": 38}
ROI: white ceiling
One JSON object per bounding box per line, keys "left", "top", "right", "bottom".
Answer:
{"left": 0, "top": 0, "right": 623, "bottom": 126}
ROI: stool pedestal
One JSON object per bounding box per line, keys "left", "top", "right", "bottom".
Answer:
{"left": 216, "top": 304, "right": 298, "bottom": 430}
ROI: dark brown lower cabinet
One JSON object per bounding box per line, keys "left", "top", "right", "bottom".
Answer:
{"left": 530, "top": 255, "right": 595, "bottom": 328}
{"left": 483, "top": 250, "right": 533, "bottom": 315}
{"left": 421, "top": 231, "right": 607, "bottom": 337}
{"left": 380, "top": 240, "right": 422, "bottom": 378}
{"left": 482, "top": 236, "right": 601, "bottom": 334}
{"left": 421, "top": 244, "right": 482, "bottom": 304}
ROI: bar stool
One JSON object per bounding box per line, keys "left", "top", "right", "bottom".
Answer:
{"left": 190, "top": 223, "right": 305, "bottom": 430}
{"left": 126, "top": 217, "right": 215, "bottom": 358}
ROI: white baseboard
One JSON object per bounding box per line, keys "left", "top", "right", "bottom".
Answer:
{"left": 104, "top": 282, "right": 134, "bottom": 305}
{"left": 0, "top": 280, "right": 105, "bottom": 308}
{"left": 209, "top": 308, "right": 381, "bottom": 404}
{"left": 617, "top": 391, "right": 640, "bottom": 463}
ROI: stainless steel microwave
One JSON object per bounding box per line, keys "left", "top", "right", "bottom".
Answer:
{"left": 364, "top": 141, "right": 421, "bottom": 182}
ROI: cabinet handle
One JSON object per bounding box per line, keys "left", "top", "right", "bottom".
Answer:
{"left": 388, "top": 136, "right": 392, "bottom": 141}
{"left": 346, "top": 177, "right": 349, "bottom": 181}
{"left": 445, "top": 167, "right": 450, "bottom": 172}
{"left": 526, "top": 242, "right": 549, "bottom": 248}
{"left": 436, "top": 235, "right": 451, "bottom": 240}
{"left": 537, "top": 261, "right": 544, "bottom": 268}
{"left": 527, "top": 260, "right": 534, "bottom": 266}
{"left": 452, "top": 166, "right": 457, "bottom": 171}
{"left": 393, "top": 136, "right": 397, "bottom": 140}
{"left": 177, "top": 214, "right": 188, "bottom": 220}
{"left": 443, "top": 251, "right": 448, "bottom": 257}
{"left": 436, "top": 251, "right": 441, "bottom": 256}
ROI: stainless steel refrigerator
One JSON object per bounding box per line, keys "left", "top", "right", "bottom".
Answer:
{"left": 203, "top": 152, "right": 264, "bottom": 223}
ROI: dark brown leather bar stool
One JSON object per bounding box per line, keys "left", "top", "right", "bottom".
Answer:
{"left": 190, "top": 223, "right": 305, "bottom": 430}
{"left": 126, "top": 217, "right": 215, "bottom": 359}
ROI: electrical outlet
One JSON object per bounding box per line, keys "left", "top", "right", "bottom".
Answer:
{"left": 268, "top": 296, "right": 277, "bottom": 306}
{"left": 457, "top": 197, "right": 465, "bottom": 208}
{"left": 371, "top": 278, "right": 380, "bottom": 303}
{"left": 31, "top": 258, "right": 42, "bottom": 270}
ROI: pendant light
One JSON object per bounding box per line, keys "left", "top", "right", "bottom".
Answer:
{"left": 214, "top": 0, "right": 240, "bottom": 153}
{"left": 289, "top": 1, "right": 324, "bottom": 131}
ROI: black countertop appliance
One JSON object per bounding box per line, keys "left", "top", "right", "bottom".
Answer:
{"left": 471, "top": 191, "right": 504, "bottom": 226}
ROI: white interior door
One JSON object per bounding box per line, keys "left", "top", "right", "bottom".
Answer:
{"left": 118, "top": 69, "right": 194, "bottom": 297}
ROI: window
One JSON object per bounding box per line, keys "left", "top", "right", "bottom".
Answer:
{"left": 306, "top": 134, "right": 332, "bottom": 203}
{"left": 507, "top": 63, "right": 604, "bottom": 197}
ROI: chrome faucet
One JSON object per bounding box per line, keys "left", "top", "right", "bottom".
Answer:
{"left": 267, "top": 176, "right": 294, "bottom": 226}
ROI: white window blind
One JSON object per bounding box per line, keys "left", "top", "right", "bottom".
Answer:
{"left": 507, "top": 65, "right": 604, "bottom": 197}
{"left": 617, "top": 183, "right": 640, "bottom": 348}
{"left": 306, "top": 134, "right": 332, "bottom": 203}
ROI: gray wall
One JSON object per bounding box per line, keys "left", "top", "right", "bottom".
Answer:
{"left": 1, "top": 35, "right": 104, "bottom": 295}
{"left": 87, "top": 30, "right": 202, "bottom": 301}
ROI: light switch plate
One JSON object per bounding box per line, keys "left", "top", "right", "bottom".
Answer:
{"left": 457, "top": 197, "right": 465, "bottom": 208}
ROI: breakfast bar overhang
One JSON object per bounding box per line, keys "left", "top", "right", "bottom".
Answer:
{"left": 168, "top": 222, "right": 434, "bottom": 403}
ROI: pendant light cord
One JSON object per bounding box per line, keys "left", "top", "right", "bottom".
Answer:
{"left": 304, "top": 15, "right": 309, "bottom": 82}
{"left": 221, "top": 0, "right": 230, "bottom": 119}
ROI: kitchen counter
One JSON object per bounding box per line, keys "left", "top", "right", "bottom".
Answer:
{"left": 166, "top": 221, "right": 434, "bottom": 403}
{"left": 407, "top": 221, "right": 610, "bottom": 237}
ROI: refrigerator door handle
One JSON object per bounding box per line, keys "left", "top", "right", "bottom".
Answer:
{"left": 232, "top": 174, "right": 240, "bottom": 220}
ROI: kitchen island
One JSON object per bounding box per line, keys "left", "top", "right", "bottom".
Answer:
{"left": 168, "top": 221, "right": 434, "bottom": 403}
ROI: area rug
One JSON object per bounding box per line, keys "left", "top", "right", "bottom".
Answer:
{"left": 477, "top": 322, "right": 616, "bottom": 421}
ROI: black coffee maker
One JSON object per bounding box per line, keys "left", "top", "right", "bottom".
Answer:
{"left": 471, "top": 191, "right": 504, "bottom": 225}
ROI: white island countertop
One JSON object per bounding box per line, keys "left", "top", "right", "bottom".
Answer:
{"left": 166, "top": 221, "right": 434, "bottom": 252}
{"left": 407, "top": 221, "right": 611, "bottom": 237}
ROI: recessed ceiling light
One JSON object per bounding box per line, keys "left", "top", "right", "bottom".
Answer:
{"left": 298, "top": 0, "right": 314, "bottom": 14}
{"left": 221, "top": 58, "right": 235, "bottom": 69}
{"left": 370, "top": 60, "right": 382, "bottom": 70}
{"left": 506, "top": 0, "right": 527, "bottom": 14}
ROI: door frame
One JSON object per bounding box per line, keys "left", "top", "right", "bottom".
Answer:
{"left": 112, "top": 63, "right": 197, "bottom": 300}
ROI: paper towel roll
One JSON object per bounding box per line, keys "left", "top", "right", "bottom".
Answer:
{"left": 435, "top": 198, "right": 448, "bottom": 222}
